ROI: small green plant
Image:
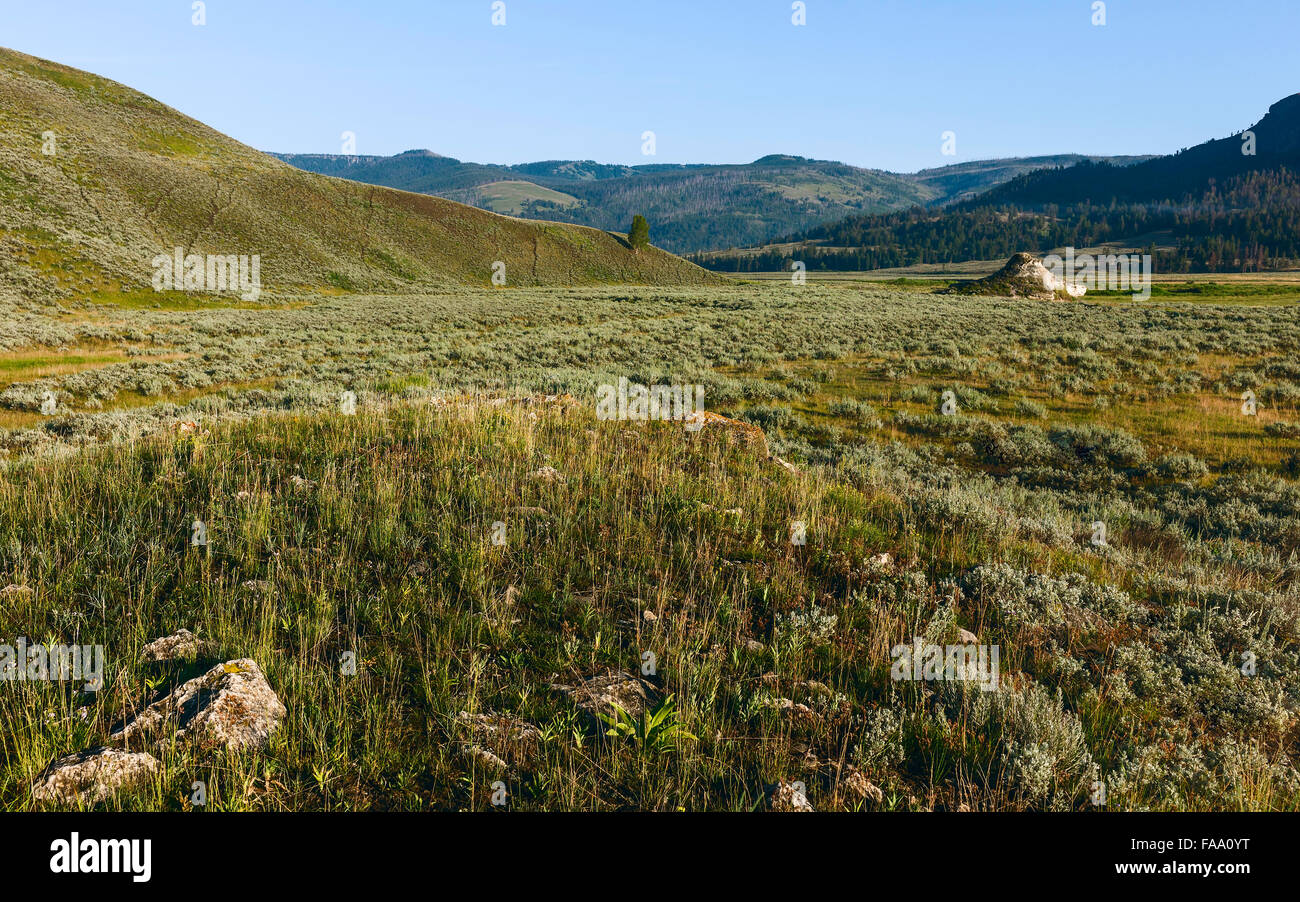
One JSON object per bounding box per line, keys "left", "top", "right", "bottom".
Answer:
{"left": 1284, "top": 449, "right": 1300, "bottom": 478}
{"left": 598, "top": 694, "right": 697, "bottom": 753}
{"left": 325, "top": 270, "right": 356, "bottom": 291}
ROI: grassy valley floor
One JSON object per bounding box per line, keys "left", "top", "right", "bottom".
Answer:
{"left": 2, "top": 281, "right": 1299, "bottom": 810}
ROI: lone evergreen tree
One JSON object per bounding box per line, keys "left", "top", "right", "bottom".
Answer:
{"left": 628, "top": 215, "right": 650, "bottom": 251}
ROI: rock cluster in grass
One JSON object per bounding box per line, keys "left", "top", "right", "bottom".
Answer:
{"left": 840, "top": 766, "right": 885, "bottom": 806}
{"left": 553, "top": 670, "right": 661, "bottom": 724}
{"left": 32, "top": 635, "right": 285, "bottom": 806}
{"left": 456, "top": 711, "right": 542, "bottom": 771}
{"left": 684, "top": 409, "right": 771, "bottom": 457}
{"left": 683, "top": 408, "right": 806, "bottom": 475}
{"left": 768, "top": 779, "right": 815, "bottom": 812}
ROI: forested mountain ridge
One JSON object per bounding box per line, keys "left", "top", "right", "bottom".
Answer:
{"left": 275, "top": 150, "right": 1150, "bottom": 255}
{"left": 694, "top": 95, "right": 1300, "bottom": 274}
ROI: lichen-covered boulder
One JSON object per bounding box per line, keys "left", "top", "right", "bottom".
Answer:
{"left": 113, "top": 658, "right": 285, "bottom": 753}
{"left": 455, "top": 711, "right": 541, "bottom": 769}
{"left": 32, "top": 746, "right": 158, "bottom": 805}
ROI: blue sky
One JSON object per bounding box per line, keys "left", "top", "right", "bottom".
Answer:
{"left": 3, "top": 0, "right": 1294, "bottom": 171}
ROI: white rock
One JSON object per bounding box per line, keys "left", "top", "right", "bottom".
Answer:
{"left": 463, "top": 744, "right": 508, "bottom": 771}
{"left": 140, "top": 628, "right": 207, "bottom": 662}
{"left": 769, "top": 779, "right": 814, "bottom": 812}
{"left": 32, "top": 747, "right": 158, "bottom": 805}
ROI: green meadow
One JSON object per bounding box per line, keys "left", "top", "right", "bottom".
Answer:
{"left": 2, "top": 281, "right": 1298, "bottom": 810}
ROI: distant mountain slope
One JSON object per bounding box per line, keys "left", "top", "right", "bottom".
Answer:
{"left": 275, "top": 151, "right": 940, "bottom": 254}
{"left": 982, "top": 95, "right": 1300, "bottom": 208}
{"left": 0, "top": 48, "right": 717, "bottom": 304}
{"left": 268, "top": 149, "right": 517, "bottom": 195}
{"left": 910, "top": 154, "right": 1155, "bottom": 205}
{"left": 697, "top": 96, "right": 1300, "bottom": 275}
{"left": 276, "top": 148, "right": 1155, "bottom": 255}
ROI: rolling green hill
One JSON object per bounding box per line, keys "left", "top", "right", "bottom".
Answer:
{"left": 0, "top": 47, "right": 718, "bottom": 305}
{"left": 446, "top": 180, "right": 582, "bottom": 216}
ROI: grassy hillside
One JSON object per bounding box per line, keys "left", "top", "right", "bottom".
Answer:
{"left": 0, "top": 47, "right": 718, "bottom": 304}
{"left": 449, "top": 180, "right": 582, "bottom": 216}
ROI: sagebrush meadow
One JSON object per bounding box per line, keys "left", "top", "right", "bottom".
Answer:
{"left": 2, "top": 5, "right": 1298, "bottom": 860}
{"left": 3, "top": 280, "right": 1298, "bottom": 811}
